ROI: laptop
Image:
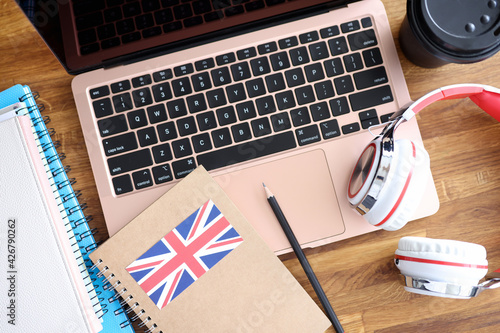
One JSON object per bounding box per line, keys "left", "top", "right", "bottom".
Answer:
{"left": 33, "top": 0, "right": 440, "bottom": 254}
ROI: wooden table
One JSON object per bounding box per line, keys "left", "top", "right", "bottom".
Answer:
{"left": 2, "top": 1, "right": 500, "bottom": 332}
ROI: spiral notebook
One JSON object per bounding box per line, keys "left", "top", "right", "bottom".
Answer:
{"left": 90, "top": 166, "right": 331, "bottom": 332}
{"left": 0, "top": 85, "right": 134, "bottom": 332}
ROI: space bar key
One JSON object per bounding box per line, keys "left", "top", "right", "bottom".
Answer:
{"left": 197, "top": 131, "right": 297, "bottom": 171}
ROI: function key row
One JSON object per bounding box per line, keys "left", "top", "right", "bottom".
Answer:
{"left": 89, "top": 17, "right": 374, "bottom": 99}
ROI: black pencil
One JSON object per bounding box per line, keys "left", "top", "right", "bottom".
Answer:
{"left": 263, "top": 183, "right": 344, "bottom": 333}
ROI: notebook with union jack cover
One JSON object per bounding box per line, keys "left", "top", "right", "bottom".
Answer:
{"left": 89, "top": 166, "right": 331, "bottom": 332}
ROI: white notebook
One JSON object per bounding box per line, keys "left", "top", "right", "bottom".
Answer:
{"left": 0, "top": 115, "right": 101, "bottom": 333}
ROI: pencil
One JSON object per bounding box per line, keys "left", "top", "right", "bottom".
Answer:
{"left": 263, "top": 183, "right": 344, "bottom": 333}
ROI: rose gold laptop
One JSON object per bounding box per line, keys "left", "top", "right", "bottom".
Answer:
{"left": 64, "top": 0, "right": 439, "bottom": 254}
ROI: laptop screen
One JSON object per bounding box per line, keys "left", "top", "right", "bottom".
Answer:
{"left": 17, "top": 0, "right": 354, "bottom": 74}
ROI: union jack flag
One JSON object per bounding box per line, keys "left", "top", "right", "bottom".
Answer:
{"left": 126, "top": 200, "right": 243, "bottom": 309}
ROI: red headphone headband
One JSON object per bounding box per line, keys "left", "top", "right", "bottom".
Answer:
{"left": 402, "top": 84, "right": 500, "bottom": 122}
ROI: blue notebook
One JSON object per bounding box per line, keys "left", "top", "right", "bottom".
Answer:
{"left": 0, "top": 84, "right": 134, "bottom": 332}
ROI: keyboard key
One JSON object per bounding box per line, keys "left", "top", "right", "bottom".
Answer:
{"left": 108, "top": 149, "right": 153, "bottom": 176}
{"left": 174, "top": 63, "right": 194, "bottom": 76}
{"left": 359, "top": 109, "right": 378, "bottom": 121}
{"left": 216, "top": 106, "right": 237, "bottom": 126}
{"left": 211, "top": 67, "right": 232, "bottom": 86}
{"left": 112, "top": 174, "right": 133, "bottom": 195}
{"left": 289, "top": 46, "right": 310, "bottom": 66}
{"left": 137, "top": 126, "right": 158, "bottom": 146}
{"left": 255, "top": 96, "right": 276, "bottom": 115}
{"left": 257, "top": 41, "right": 278, "bottom": 54}
{"left": 343, "top": 53, "right": 364, "bottom": 72}
{"left": 90, "top": 86, "right": 110, "bottom": 99}
{"left": 251, "top": 117, "right": 272, "bottom": 137}
{"left": 296, "top": 124, "right": 320, "bottom": 146}
{"left": 278, "top": 36, "right": 298, "bottom": 49}
{"left": 212, "top": 127, "right": 232, "bottom": 147}
{"left": 172, "top": 157, "right": 196, "bottom": 179}
{"left": 348, "top": 29, "right": 377, "bottom": 51}
{"left": 285, "top": 68, "right": 305, "bottom": 87}
{"left": 271, "top": 112, "right": 291, "bottom": 132}
{"left": 152, "top": 143, "right": 173, "bottom": 163}
{"left": 314, "top": 80, "right": 335, "bottom": 100}
{"left": 308, "top": 41, "right": 329, "bottom": 61}
{"left": 304, "top": 63, "right": 325, "bottom": 82}
{"left": 153, "top": 69, "right": 173, "bottom": 82}
{"left": 196, "top": 111, "right": 217, "bottom": 131}
{"left": 147, "top": 104, "right": 167, "bottom": 124}
{"left": 98, "top": 114, "right": 128, "bottom": 137}
{"left": 226, "top": 83, "right": 247, "bottom": 103}
{"left": 324, "top": 58, "right": 344, "bottom": 77}
{"left": 270, "top": 52, "right": 291, "bottom": 71}
{"left": 349, "top": 85, "right": 393, "bottom": 111}
{"left": 319, "top": 119, "right": 341, "bottom": 139}
{"left": 363, "top": 48, "right": 383, "bottom": 67}
{"left": 206, "top": 88, "right": 227, "bottom": 108}
{"left": 250, "top": 57, "right": 271, "bottom": 76}
{"left": 265, "top": 73, "right": 286, "bottom": 92}
{"left": 328, "top": 36, "right": 348, "bottom": 56}
{"left": 93, "top": 98, "right": 113, "bottom": 118}
{"left": 132, "top": 75, "right": 152, "bottom": 87}
{"left": 295, "top": 85, "right": 315, "bottom": 105}
{"left": 113, "top": 93, "right": 133, "bottom": 112}
{"left": 176, "top": 116, "right": 197, "bottom": 136}
{"left": 342, "top": 122, "right": 361, "bottom": 134}
{"left": 334, "top": 75, "right": 355, "bottom": 95}
{"left": 361, "top": 117, "right": 380, "bottom": 129}
{"left": 157, "top": 121, "right": 178, "bottom": 141}
{"left": 361, "top": 17, "right": 373, "bottom": 28}
{"left": 330, "top": 97, "right": 350, "bottom": 116}
{"left": 172, "top": 77, "right": 192, "bottom": 96}
{"left": 237, "top": 47, "right": 257, "bottom": 60}
{"left": 167, "top": 99, "right": 188, "bottom": 118}
{"left": 132, "top": 169, "right": 154, "bottom": 190}
{"left": 197, "top": 131, "right": 296, "bottom": 171}
{"left": 216, "top": 52, "right": 236, "bottom": 65}
{"left": 245, "top": 78, "right": 266, "bottom": 97}
{"left": 195, "top": 58, "right": 215, "bottom": 70}
{"left": 299, "top": 31, "right": 319, "bottom": 44}
{"left": 152, "top": 164, "right": 173, "bottom": 184}
{"left": 236, "top": 101, "right": 256, "bottom": 120}
{"left": 186, "top": 93, "right": 208, "bottom": 113}
{"left": 320, "top": 25, "right": 340, "bottom": 38}
{"left": 191, "top": 72, "right": 212, "bottom": 91}
{"left": 132, "top": 87, "right": 153, "bottom": 107}
{"left": 192, "top": 133, "right": 213, "bottom": 153}
{"left": 127, "top": 109, "right": 148, "bottom": 129}
{"left": 341, "top": 20, "right": 360, "bottom": 33}
{"left": 111, "top": 80, "right": 131, "bottom": 93}
{"left": 353, "top": 66, "right": 388, "bottom": 90}
{"left": 275, "top": 91, "right": 296, "bottom": 110}
{"left": 310, "top": 102, "right": 330, "bottom": 121}
{"left": 152, "top": 82, "right": 172, "bottom": 102}
{"left": 172, "top": 138, "right": 193, "bottom": 158}
{"left": 102, "top": 132, "right": 138, "bottom": 156}
{"left": 231, "top": 122, "right": 252, "bottom": 142}
{"left": 290, "top": 107, "right": 311, "bottom": 126}
{"left": 230, "top": 62, "right": 252, "bottom": 81}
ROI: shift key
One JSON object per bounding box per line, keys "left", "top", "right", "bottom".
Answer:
{"left": 108, "top": 149, "right": 152, "bottom": 175}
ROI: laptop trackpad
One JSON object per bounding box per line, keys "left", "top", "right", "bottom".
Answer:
{"left": 215, "top": 149, "right": 345, "bottom": 253}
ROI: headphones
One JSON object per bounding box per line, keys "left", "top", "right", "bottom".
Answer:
{"left": 347, "top": 83, "right": 500, "bottom": 298}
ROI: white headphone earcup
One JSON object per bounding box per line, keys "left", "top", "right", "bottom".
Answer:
{"left": 364, "top": 139, "right": 430, "bottom": 230}
{"left": 395, "top": 236, "right": 488, "bottom": 287}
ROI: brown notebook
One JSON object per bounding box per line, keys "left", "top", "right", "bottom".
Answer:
{"left": 90, "top": 166, "right": 331, "bottom": 332}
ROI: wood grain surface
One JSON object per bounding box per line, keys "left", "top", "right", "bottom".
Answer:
{"left": 1, "top": 0, "right": 500, "bottom": 332}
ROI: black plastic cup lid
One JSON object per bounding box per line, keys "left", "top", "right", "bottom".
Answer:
{"left": 409, "top": 0, "right": 500, "bottom": 60}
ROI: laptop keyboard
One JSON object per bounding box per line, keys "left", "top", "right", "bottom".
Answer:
{"left": 89, "top": 16, "right": 394, "bottom": 196}
{"left": 73, "top": 0, "right": 290, "bottom": 55}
